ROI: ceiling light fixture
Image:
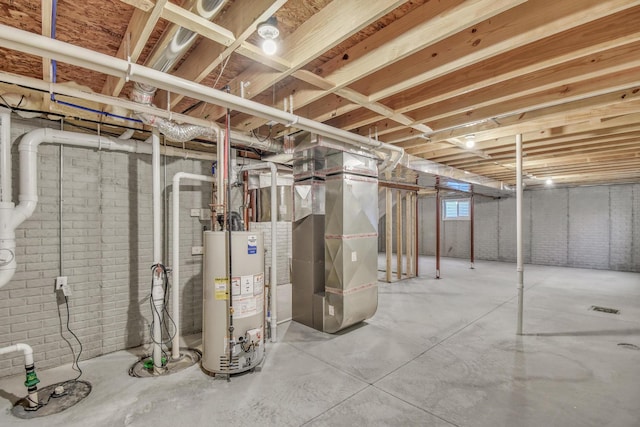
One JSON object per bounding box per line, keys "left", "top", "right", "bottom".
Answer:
{"left": 465, "top": 134, "right": 475, "bottom": 149}
{"left": 257, "top": 17, "right": 279, "bottom": 56}
{"left": 545, "top": 178, "right": 553, "bottom": 186}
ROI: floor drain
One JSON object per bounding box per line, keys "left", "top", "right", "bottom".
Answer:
{"left": 590, "top": 305, "right": 620, "bottom": 314}
{"left": 618, "top": 343, "right": 640, "bottom": 351}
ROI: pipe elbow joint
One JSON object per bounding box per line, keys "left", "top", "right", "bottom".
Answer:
{"left": 18, "top": 128, "right": 48, "bottom": 152}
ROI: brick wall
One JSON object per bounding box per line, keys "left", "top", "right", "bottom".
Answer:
{"left": 248, "top": 221, "right": 292, "bottom": 286}
{"left": 415, "top": 185, "right": 639, "bottom": 272}
{"left": 1, "top": 116, "right": 213, "bottom": 377}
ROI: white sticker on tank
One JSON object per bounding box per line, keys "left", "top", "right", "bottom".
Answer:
{"left": 248, "top": 235, "right": 257, "bottom": 255}
{"left": 254, "top": 273, "right": 264, "bottom": 295}
{"left": 328, "top": 304, "right": 334, "bottom": 316}
{"left": 351, "top": 251, "right": 357, "bottom": 262}
{"left": 231, "top": 277, "right": 241, "bottom": 296}
{"left": 241, "top": 275, "right": 254, "bottom": 296}
{"left": 235, "top": 296, "right": 258, "bottom": 319}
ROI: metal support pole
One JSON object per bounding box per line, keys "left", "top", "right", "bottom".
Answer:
{"left": 396, "top": 190, "right": 402, "bottom": 281}
{"left": 385, "top": 188, "right": 392, "bottom": 283}
{"left": 415, "top": 192, "right": 419, "bottom": 277}
{"left": 435, "top": 188, "right": 441, "bottom": 279}
{"left": 516, "top": 134, "right": 524, "bottom": 335}
{"left": 470, "top": 191, "right": 475, "bottom": 269}
{"left": 405, "top": 193, "right": 412, "bottom": 277}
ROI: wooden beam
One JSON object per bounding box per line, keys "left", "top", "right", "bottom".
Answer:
{"left": 252, "top": 0, "right": 522, "bottom": 135}
{"left": 160, "top": 0, "right": 287, "bottom": 108}
{"left": 160, "top": 2, "right": 235, "bottom": 47}
{"left": 119, "top": 0, "right": 154, "bottom": 12}
{"left": 101, "top": 0, "right": 168, "bottom": 97}
{"left": 368, "top": 0, "right": 640, "bottom": 101}
{"left": 406, "top": 89, "right": 640, "bottom": 150}
{"left": 384, "top": 7, "right": 640, "bottom": 114}
{"left": 196, "top": 0, "right": 408, "bottom": 120}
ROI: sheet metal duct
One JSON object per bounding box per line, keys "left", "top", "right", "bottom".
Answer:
{"left": 292, "top": 135, "right": 379, "bottom": 333}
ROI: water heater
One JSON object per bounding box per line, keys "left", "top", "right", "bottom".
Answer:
{"left": 202, "top": 231, "right": 265, "bottom": 375}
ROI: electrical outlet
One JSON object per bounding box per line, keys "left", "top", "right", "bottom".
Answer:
{"left": 191, "top": 246, "right": 203, "bottom": 255}
{"left": 190, "top": 208, "right": 200, "bottom": 217}
{"left": 55, "top": 276, "right": 67, "bottom": 290}
{"left": 55, "top": 276, "right": 71, "bottom": 295}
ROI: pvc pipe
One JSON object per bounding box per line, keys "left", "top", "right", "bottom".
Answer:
{"left": 516, "top": 133, "right": 524, "bottom": 335}
{"left": 241, "top": 163, "right": 278, "bottom": 342}
{"left": 0, "top": 343, "right": 34, "bottom": 366}
{"left": 171, "top": 172, "right": 215, "bottom": 360}
{"left": 0, "top": 25, "right": 402, "bottom": 165}
{"left": 0, "top": 108, "right": 11, "bottom": 203}
{"left": 0, "top": 343, "right": 38, "bottom": 407}
{"left": 0, "top": 127, "right": 215, "bottom": 290}
{"left": 151, "top": 130, "right": 164, "bottom": 373}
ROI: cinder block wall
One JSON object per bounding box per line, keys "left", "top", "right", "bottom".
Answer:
{"left": 416, "top": 185, "right": 640, "bottom": 272}
{"left": 0, "top": 116, "right": 213, "bottom": 377}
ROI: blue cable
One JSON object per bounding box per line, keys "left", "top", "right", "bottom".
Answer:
{"left": 49, "top": 0, "right": 141, "bottom": 124}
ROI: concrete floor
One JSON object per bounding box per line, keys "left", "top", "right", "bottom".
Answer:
{"left": 1, "top": 257, "right": 639, "bottom": 426}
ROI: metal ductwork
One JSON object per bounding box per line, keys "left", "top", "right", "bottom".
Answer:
{"left": 131, "top": 0, "right": 226, "bottom": 143}
{"left": 292, "top": 134, "right": 379, "bottom": 333}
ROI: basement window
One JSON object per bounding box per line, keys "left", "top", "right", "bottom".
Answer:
{"left": 443, "top": 198, "right": 470, "bottom": 220}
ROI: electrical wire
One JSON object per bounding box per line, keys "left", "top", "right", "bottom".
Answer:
{"left": 27, "top": 294, "right": 85, "bottom": 409}
{"left": 64, "top": 295, "right": 83, "bottom": 381}
{"left": 148, "top": 263, "right": 177, "bottom": 365}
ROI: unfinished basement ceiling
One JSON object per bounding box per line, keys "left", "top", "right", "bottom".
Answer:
{"left": 0, "top": 0, "right": 639, "bottom": 189}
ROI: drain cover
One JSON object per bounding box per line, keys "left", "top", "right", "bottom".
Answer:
{"left": 590, "top": 305, "right": 620, "bottom": 314}
{"left": 618, "top": 343, "right": 640, "bottom": 350}
{"left": 12, "top": 380, "right": 92, "bottom": 419}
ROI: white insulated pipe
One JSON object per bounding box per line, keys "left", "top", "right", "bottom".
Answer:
{"left": 0, "top": 108, "right": 16, "bottom": 288}
{"left": 171, "top": 172, "right": 215, "bottom": 360}
{"left": 1, "top": 108, "right": 11, "bottom": 203}
{"left": 151, "top": 130, "right": 164, "bottom": 373}
{"left": 0, "top": 343, "right": 38, "bottom": 408}
{"left": 0, "top": 127, "right": 215, "bottom": 290}
{"left": 0, "top": 25, "right": 403, "bottom": 166}
{"left": 516, "top": 133, "right": 524, "bottom": 335}
{"left": 241, "top": 163, "right": 278, "bottom": 342}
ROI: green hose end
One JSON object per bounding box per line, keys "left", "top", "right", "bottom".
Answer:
{"left": 24, "top": 370, "right": 40, "bottom": 388}
{"left": 143, "top": 356, "right": 167, "bottom": 370}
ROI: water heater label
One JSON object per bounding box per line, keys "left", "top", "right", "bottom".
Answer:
{"left": 214, "top": 278, "right": 228, "bottom": 300}
{"left": 231, "top": 277, "right": 241, "bottom": 296}
{"left": 241, "top": 275, "right": 254, "bottom": 296}
{"left": 254, "top": 273, "right": 264, "bottom": 295}
{"left": 248, "top": 235, "right": 258, "bottom": 254}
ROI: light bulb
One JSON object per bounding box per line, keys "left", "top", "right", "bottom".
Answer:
{"left": 262, "top": 39, "right": 277, "bottom": 55}
{"left": 465, "top": 134, "right": 475, "bottom": 149}
{"left": 545, "top": 178, "right": 553, "bottom": 186}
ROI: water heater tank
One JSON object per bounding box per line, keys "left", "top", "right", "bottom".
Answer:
{"left": 202, "top": 231, "right": 265, "bottom": 375}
